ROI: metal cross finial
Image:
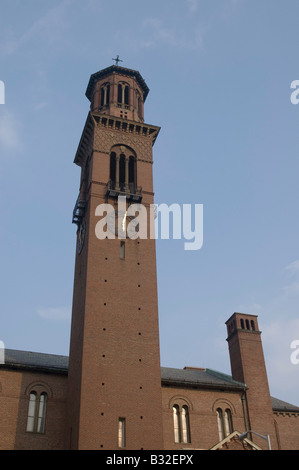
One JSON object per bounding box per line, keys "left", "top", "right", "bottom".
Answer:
{"left": 112, "top": 55, "right": 123, "bottom": 66}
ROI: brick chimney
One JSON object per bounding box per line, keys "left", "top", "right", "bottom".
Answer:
{"left": 226, "top": 313, "right": 277, "bottom": 449}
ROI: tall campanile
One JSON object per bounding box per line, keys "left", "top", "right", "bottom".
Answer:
{"left": 66, "top": 64, "right": 164, "bottom": 450}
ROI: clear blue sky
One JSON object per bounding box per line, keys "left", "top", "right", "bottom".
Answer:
{"left": 1, "top": 0, "right": 299, "bottom": 406}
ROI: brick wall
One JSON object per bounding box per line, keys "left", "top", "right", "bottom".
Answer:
{"left": 161, "top": 386, "right": 246, "bottom": 450}
{"left": 1, "top": 365, "right": 298, "bottom": 449}
{"left": 274, "top": 412, "right": 299, "bottom": 450}
{"left": 0, "top": 368, "right": 67, "bottom": 450}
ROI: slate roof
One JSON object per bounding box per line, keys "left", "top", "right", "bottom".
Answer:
{"left": 1, "top": 349, "right": 299, "bottom": 412}
{"left": 3, "top": 349, "right": 68, "bottom": 374}
{"left": 161, "top": 366, "right": 246, "bottom": 391}
{"left": 271, "top": 396, "right": 299, "bottom": 413}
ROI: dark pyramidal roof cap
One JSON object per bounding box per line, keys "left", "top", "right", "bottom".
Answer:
{"left": 2, "top": 349, "right": 298, "bottom": 412}
{"left": 85, "top": 65, "right": 150, "bottom": 102}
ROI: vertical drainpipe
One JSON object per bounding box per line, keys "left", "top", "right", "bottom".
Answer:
{"left": 241, "top": 389, "right": 251, "bottom": 434}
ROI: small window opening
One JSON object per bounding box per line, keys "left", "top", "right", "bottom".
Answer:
{"left": 118, "top": 418, "right": 126, "bottom": 448}
{"left": 120, "top": 241, "right": 125, "bottom": 259}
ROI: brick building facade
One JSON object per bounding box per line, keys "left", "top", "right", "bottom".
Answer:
{"left": 0, "top": 65, "right": 298, "bottom": 450}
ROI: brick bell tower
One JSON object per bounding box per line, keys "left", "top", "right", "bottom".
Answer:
{"left": 66, "top": 63, "right": 164, "bottom": 450}
{"left": 226, "top": 313, "right": 277, "bottom": 450}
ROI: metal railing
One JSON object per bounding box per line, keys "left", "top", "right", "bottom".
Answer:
{"left": 106, "top": 180, "right": 142, "bottom": 201}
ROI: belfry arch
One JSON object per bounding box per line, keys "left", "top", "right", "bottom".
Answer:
{"left": 109, "top": 145, "right": 137, "bottom": 193}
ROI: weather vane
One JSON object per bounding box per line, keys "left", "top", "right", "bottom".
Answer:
{"left": 112, "top": 55, "right": 123, "bottom": 66}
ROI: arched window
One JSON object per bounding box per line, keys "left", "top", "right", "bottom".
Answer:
{"left": 172, "top": 404, "right": 191, "bottom": 444}
{"left": 216, "top": 408, "right": 225, "bottom": 441}
{"left": 216, "top": 407, "right": 233, "bottom": 441}
{"left": 109, "top": 147, "right": 137, "bottom": 194}
{"left": 181, "top": 405, "right": 190, "bottom": 444}
{"left": 26, "top": 391, "right": 47, "bottom": 433}
{"left": 173, "top": 405, "right": 180, "bottom": 443}
{"left": 118, "top": 82, "right": 130, "bottom": 107}
{"left": 100, "top": 83, "right": 110, "bottom": 107}
{"left": 224, "top": 409, "right": 233, "bottom": 435}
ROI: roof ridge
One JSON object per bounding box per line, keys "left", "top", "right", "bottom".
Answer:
{"left": 4, "top": 348, "right": 68, "bottom": 359}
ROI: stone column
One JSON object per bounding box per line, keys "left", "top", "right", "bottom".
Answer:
{"left": 125, "top": 156, "right": 129, "bottom": 192}
{"left": 115, "top": 154, "right": 120, "bottom": 190}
